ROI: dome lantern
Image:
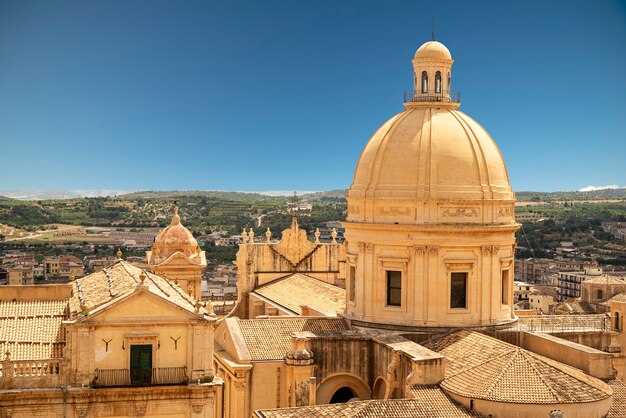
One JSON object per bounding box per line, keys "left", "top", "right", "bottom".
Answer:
{"left": 405, "top": 40, "right": 459, "bottom": 106}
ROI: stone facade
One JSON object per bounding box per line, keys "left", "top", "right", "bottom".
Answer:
{"left": 0, "top": 261, "right": 221, "bottom": 418}
{"left": 234, "top": 216, "right": 346, "bottom": 319}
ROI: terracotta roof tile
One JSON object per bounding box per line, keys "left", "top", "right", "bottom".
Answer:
{"left": 584, "top": 275, "right": 625, "bottom": 285}
{"left": 0, "top": 299, "right": 68, "bottom": 360}
{"left": 253, "top": 273, "right": 345, "bottom": 315}
{"left": 608, "top": 379, "right": 626, "bottom": 418}
{"left": 608, "top": 293, "right": 626, "bottom": 303}
{"left": 422, "top": 331, "right": 611, "bottom": 404}
{"left": 236, "top": 317, "right": 348, "bottom": 361}
{"left": 69, "top": 260, "right": 202, "bottom": 315}
{"left": 255, "top": 389, "right": 480, "bottom": 418}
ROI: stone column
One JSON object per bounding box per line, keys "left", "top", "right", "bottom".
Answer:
{"left": 284, "top": 332, "right": 316, "bottom": 407}
{"left": 2, "top": 351, "right": 14, "bottom": 389}
{"left": 233, "top": 378, "right": 247, "bottom": 418}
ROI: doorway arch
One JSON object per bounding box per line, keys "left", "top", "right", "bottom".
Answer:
{"left": 330, "top": 386, "right": 356, "bottom": 403}
{"left": 316, "top": 373, "right": 371, "bottom": 404}
{"left": 372, "top": 377, "right": 387, "bottom": 399}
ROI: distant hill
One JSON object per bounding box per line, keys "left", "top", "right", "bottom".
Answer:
{"left": 1, "top": 187, "right": 624, "bottom": 203}
{"left": 517, "top": 188, "right": 626, "bottom": 202}
{"left": 0, "top": 190, "right": 133, "bottom": 200}
{"left": 301, "top": 190, "right": 347, "bottom": 202}
{"left": 122, "top": 190, "right": 285, "bottom": 202}
{"left": 119, "top": 188, "right": 626, "bottom": 203}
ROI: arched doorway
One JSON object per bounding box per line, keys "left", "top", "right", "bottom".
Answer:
{"left": 330, "top": 386, "right": 356, "bottom": 403}
{"left": 316, "top": 373, "right": 371, "bottom": 404}
{"left": 372, "top": 377, "right": 387, "bottom": 399}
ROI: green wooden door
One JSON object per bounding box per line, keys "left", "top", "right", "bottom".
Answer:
{"left": 130, "top": 344, "right": 152, "bottom": 386}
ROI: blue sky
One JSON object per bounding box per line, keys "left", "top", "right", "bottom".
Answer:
{"left": 0, "top": 0, "right": 625, "bottom": 192}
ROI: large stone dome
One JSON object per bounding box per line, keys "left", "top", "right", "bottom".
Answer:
{"left": 347, "top": 93, "right": 515, "bottom": 225}
{"left": 342, "top": 39, "right": 519, "bottom": 330}
{"left": 348, "top": 107, "right": 513, "bottom": 205}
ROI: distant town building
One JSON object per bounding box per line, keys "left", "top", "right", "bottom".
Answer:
{"left": 43, "top": 255, "right": 84, "bottom": 281}
{"left": 558, "top": 267, "right": 625, "bottom": 302}
{"left": 7, "top": 264, "right": 34, "bottom": 285}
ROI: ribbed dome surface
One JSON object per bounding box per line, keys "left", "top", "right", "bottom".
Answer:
{"left": 414, "top": 41, "right": 452, "bottom": 60}
{"left": 152, "top": 208, "right": 199, "bottom": 257}
{"left": 348, "top": 106, "right": 513, "bottom": 206}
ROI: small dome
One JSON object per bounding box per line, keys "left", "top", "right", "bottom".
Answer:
{"left": 414, "top": 40, "right": 452, "bottom": 60}
{"left": 152, "top": 206, "right": 199, "bottom": 257}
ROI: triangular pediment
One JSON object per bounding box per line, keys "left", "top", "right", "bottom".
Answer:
{"left": 82, "top": 288, "right": 201, "bottom": 323}
{"left": 161, "top": 251, "right": 197, "bottom": 266}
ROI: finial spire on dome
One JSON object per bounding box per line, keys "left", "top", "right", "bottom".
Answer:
{"left": 289, "top": 191, "right": 301, "bottom": 227}
{"left": 431, "top": 16, "right": 436, "bottom": 41}
{"left": 171, "top": 202, "right": 181, "bottom": 225}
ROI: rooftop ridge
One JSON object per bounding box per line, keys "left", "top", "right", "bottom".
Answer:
{"left": 118, "top": 260, "right": 141, "bottom": 284}
{"left": 102, "top": 268, "right": 117, "bottom": 297}
{"left": 143, "top": 269, "right": 171, "bottom": 298}
{"left": 510, "top": 349, "right": 560, "bottom": 402}
{"left": 159, "top": 269, "right": 195, "bottom": 306}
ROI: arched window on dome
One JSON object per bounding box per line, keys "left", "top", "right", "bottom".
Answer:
{"left": 421, "top": 71, "right": 428, "bottom": 93}
{"left": 447, "top": 72, "right": 451, "bottom": 93}
{"left": 435, "top": 71, "right": 441, "bottom": 94}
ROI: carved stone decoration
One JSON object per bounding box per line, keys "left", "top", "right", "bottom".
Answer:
{"left": 427, "top": 246, "right": 439, "bottom": 256}
{"left": 498, "top": 206, "right": 514, "bottom": 217}
{"left": 414, "top": 245, "right": 427, "bottom": 255}
{"left": 1, "top": 409, "right": 12, "bottom": 418}
{"left": 441, "top": 207, "right": 479, "bottom": 218}
{"left": 273, "top": 217, "right": 317, "bottom": 265}
{"left": 133, "top": 402, "right": 147, "bottom": 417}
{"left": 285, "top": 333, "right": 315, "bottom": 366}
{"left": 482, "top": 245, "right": 500, "bottom": 256}
{"left": 74, "top": 405, "right": 90, "bottom": 418}
{"left": 378, "top": 206, "right": 411, "bottom": 217}
{"left": 348, "top": 204, "right": 361, "bottom": 215}
{"left": 549, "top": 410, "right": 565, "bottom": 418}
{"left": 191, "top": 402, "right": 204, "bottom": 414}
{"left": 234, "top": 380, "right": 246, "bottom": 391}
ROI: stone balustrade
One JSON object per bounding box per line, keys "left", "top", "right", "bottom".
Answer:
{"left": 1, "top": 355, "right": 68, "bottom": 389}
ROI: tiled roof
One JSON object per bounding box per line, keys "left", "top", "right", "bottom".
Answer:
{"left": 255, "top": 391, "right": 480, "bottom": 418}
{"left": 584, "top": 275, "right": 625, "bottom": 285}
{"left": 608, "top": 379, "right": 626, "bottom": 418}
{"left": 553, "top": 300, "right": 597, "bottom": 314}
{"left": 422, "top": 331, "right": 611, "bottom": 404}
{"left": 69, "top": 260, "right": 201, "bottom": 315}
{"left": 512, "top": 314, "right": 609, "bottom": 332}
{"left": 253, "top": 273, "right": 345, "bottom": 315}
{"left": 0, "top": 299, "right": 68, "bottom": 360}
{"left": 236, "top": 317, "right": 348, "bottom": 361}
{"left": 608, "top": 293, "right": 626, "bottom": 303}
{"left": 409, "top": 385, "right": 481, "bottom": 417}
